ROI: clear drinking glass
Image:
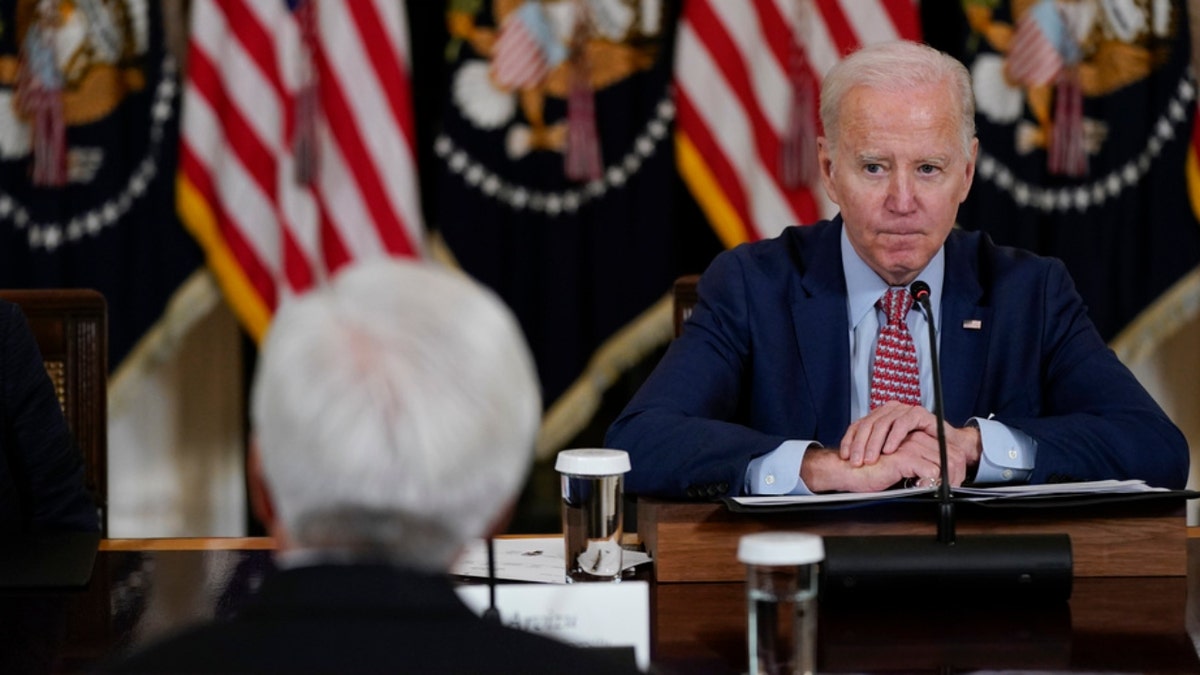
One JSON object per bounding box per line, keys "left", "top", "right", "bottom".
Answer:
{"left": 738, "top": 532, "right": 824, "bottom": 675}
{"left": 555, "top": 448, "right": 631, "bottom": 583}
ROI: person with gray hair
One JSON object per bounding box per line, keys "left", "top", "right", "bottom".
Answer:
{"left": 608, "top": 40, "right": 1187, "bottom": 497}
{"left": 105, "top": 258, "right": 642, "bottom": 674}
{"left": 249, "top": 257, "right": 539, "bottom": 572}
{"left": 817, "top": 39, "right": 976, "bottom": 162}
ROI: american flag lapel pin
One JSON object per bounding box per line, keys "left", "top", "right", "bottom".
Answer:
{"left": 962, "top": 319, "right": 983, "bottom": 330}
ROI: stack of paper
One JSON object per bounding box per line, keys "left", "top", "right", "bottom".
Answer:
{"left": 730, "top": 479, "right": 1168, "bottom": 508}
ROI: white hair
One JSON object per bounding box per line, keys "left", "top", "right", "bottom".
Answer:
{"left": 820, "top": 40, "right": 975, "bottom": 159}
{"left": 250, "top": 258, "right": 541, "bottom": 572}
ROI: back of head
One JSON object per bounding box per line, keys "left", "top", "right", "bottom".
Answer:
{"left": 820, "top": 40, "right": 975, "bottom": 157}
{"left": 250, "top": 258, "right": 541, "bottom": 572}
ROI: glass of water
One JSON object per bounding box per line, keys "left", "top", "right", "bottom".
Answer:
{"left": 555, "top": 448, "right": 631, "bottom": 583}
{"left": 738, "top": 532, "right": 824, "bottom": 675}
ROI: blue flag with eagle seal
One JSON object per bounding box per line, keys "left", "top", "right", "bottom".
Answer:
{"left": 0, "top": 0, "right": 202, "bottom": 372}
{"left": 928, "top": 0, "right": 1200, "bottom": 341}
{"left": 435, "top": 0, "right": 719, "bottom": 454}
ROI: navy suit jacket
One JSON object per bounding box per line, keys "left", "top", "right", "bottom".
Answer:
{"left": 606, "top": 219, "right": 1189, "bottom": 498}
{"left": 0, "top": 301, "right": 97, "bottom": 533}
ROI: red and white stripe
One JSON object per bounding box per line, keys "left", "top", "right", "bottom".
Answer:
{"left": 180, "top": 0, "right": 422, "bottom": 338}
{"left": 1006, "top": 11, "right": 1063, "bottom": 87}
{"left": 674, "top": 0, "right": 920, "bottom": 246}
{"left": 492, "top": 12, "right": 550, "bottom": 90}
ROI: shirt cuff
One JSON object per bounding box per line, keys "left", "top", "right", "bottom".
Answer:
{"left": 744, "top": 440, "right": 818, "bottom": 495}
{"left": 970, "top": 417, "right": 1037, "bottom": 483}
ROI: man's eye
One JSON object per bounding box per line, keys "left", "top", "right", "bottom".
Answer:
{"left": 864, "top": 164, "right": 883, "bottom": 174}
{"left": 918, "top": 164, "right": 940, "bottom": 174}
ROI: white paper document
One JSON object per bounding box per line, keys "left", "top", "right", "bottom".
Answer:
{"left": 452, "top": 537, "right": 653, "bottom": 584}
{"left": 732, "top": 485, "right": 933, "bottom": 506}
{"left": 457, "top": 581, "right": 651, "bottom": 671}
{"left": 952, "top": 478, "right": 1168, "bottom": 500}
{"left": 730, "top": 478, "right": 1167, "bottom": 507}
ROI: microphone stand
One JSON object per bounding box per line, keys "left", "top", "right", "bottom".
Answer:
{"left": 482, "top": 537, "right": 500, "bottom": 622}
{"left": 911, "top": 282, "right": 954, "bottom": 545}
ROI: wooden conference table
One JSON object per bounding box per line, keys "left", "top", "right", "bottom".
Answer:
{"left": 2, "top": 533, "right": 1199, "bottom": 673}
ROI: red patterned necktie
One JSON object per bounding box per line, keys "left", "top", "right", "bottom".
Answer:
{"left": 870, "top": 288, "right": 921, "bottom": 409}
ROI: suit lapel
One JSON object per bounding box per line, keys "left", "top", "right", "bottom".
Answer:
{"left": 790, "top": 222, "right": 850, "bottom": 444}
{"left": 939, "top": 232, "right": 991, "bottom": 424}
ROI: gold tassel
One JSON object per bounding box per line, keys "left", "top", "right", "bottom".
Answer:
{"left": 293, "top": 0, "right": 320, "bottom": 185}
{"left": 1048, "top": 67, "right": 1086, "bottom": 177}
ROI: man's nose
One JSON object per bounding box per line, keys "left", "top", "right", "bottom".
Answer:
{"left": 886, "top": 173, "right": 917, "bottom": 213}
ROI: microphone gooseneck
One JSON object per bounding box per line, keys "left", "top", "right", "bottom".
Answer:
{"left": 909, "top": 280, "right": 954, "bottom": 544}
{"left": 483, "top": 537, "right": 500, "bottom": 622}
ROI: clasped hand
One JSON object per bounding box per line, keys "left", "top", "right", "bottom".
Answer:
{"left": 801, "top": 401, "right": 981, "bottom": 493}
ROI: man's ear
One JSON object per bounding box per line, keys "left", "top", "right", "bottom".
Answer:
{"left": 247, "top": 440, "right": 286, "bottom": 545}
{"left": 959, "top": 136, "right": 979, "bottom": 203}
{"left": 817, "top": 136, "right": 840, "bottom": 206}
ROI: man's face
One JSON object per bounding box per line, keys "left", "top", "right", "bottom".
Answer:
{"left": 817, "top": 82, "right": 977, "bottom": 286}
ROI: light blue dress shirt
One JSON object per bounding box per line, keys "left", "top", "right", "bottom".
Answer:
{"left": 744, "top": 228, "right": 1036, "bottom": 495}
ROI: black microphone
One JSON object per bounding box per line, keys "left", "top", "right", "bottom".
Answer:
{"left": 909, "top": 280, "right": 955, "bottom": 544}
{"left": 819, "top": 280, "right": 1073, "bottom": 605}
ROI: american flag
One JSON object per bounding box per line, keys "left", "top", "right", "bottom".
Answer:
{"left": 1005, "top": 2, "right": 1067, "bottom": 88}
{"left": 178, "top": 0, "right": 424, "bottom": 342}
{"left": 674, "top": 0, "right": 920, "bottom": 247}
{"left": 491, "top": 2, "right": 559, "bottom": 90}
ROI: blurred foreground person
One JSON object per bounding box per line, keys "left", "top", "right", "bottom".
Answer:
{"left": 0, "top": 300, "right": 97, "bottom": 533}
{"left": 105, "top": 259, "right": 641, "bottom": 674}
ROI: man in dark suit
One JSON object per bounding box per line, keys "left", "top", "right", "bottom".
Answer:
{"left": 106, "top": 259, "right": 641, "bottom": 674}
{"left": 0, "top": 300, "right": 97, "bottom": 533}
{"left": 606, "top": 40, "right": 1189, "bottom": 498}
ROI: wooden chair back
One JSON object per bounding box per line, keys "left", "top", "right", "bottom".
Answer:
{"left": 673, "top": 274, "right": 700, "bottom": 338}
{"left": 0, "top": 290, "right": 107, "bottom": 533}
